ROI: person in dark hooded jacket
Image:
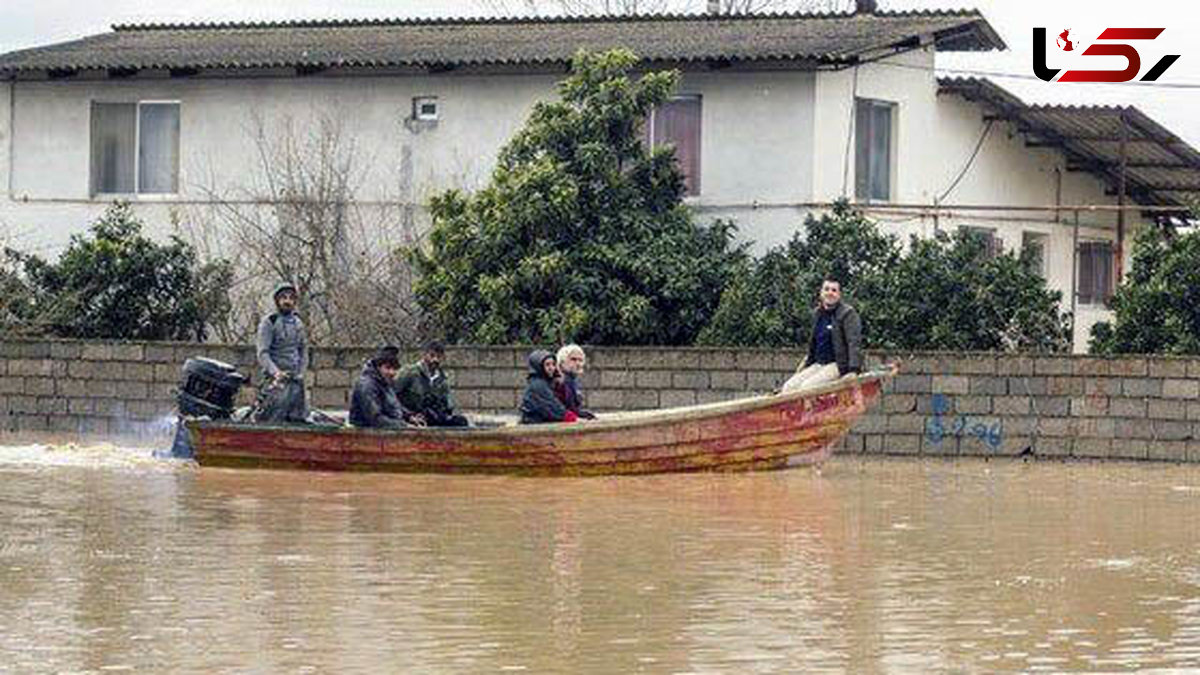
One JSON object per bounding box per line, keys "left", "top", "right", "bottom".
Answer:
{"left": 520, "top": 350, "right": 579, "bottom": 424}
{"left": 349, "top": 346, "right": 410, "bottom": 429}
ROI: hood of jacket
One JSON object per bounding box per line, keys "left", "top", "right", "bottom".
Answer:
{"left": 527, "top": 350, "right": 554, "bottom": 380}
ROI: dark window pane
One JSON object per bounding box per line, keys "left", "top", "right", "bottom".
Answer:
{"left": 855, "top": 98, "right": 893, "bottom": 201}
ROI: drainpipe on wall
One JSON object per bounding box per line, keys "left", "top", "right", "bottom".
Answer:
{"left": 5, "top": 80, "right": 12, "bottom": 200}
{"left": 1071, "top": 208, "right": 1079, "bottom": 346}
{"left": 1116, "top": 109, "right": 1128, "bottom": 284}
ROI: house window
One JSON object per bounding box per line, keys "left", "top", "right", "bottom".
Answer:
{"left": 959, "top": 225, "right": 1001, "bottom": 259}
{"left": 647, "top": 95, "right": 702, "bottom": 196}
{"left": 855, "top": 98, "right": 895, "bottom": 202}
{"left": 90, "top": 102, "right": 180, "bottom": 195}
{"left": 1077, "top": 241, "right": 1114, "bottom": 305}
{"left": 413, "top": 96, "right": 438, "bottom": 121}
{"left": 1022, "top": 231, "right": 1048, "bottom": 276}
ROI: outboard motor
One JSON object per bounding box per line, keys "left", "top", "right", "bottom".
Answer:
{"left": 178, "top": 357, "right": 248, "bottom": 419}
{"left": 169, "top": 357, "right": 248, "bottom": 459}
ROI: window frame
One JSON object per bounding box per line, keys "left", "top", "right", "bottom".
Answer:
{"left": 854, "top": 97, "right": 897, "bottom": 203}
{"left": 1076, "top": 239, "right": 1115, "bottom": 306}
{"left": 959, "top": 225, "right": 1002, "bottom": 259}
{"left": 90, "top": 99, "right": 181, "bottom": 198}
{"left": 646, "top": 94, "right": 703, "bottom": 197}
{"left": 1021, "top": 231, "right": 1049, "bottom": 277}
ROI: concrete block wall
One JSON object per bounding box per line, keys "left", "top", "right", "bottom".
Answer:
{"left": 1, "top": 338, "right": 1199, "bottom": 462}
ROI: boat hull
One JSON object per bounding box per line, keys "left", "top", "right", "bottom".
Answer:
{"left": 187, "top": 368, "right": 892, "bottom": 476}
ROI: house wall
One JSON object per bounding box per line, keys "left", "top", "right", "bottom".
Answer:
{"left": 0, "top": 58, "right": 1158, "bottom": 352}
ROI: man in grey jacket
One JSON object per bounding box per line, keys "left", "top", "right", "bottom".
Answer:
{"left": 782, "top": 275, "right": 862, "bottom": 393}
{"left": 252, "top": 282, "right": 309, "bottom": 423}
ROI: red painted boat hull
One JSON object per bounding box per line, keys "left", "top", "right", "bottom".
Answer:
{"left": 187, "top": 367, "right": 894, "bottom": 476}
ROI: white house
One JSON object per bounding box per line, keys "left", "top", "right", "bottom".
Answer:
{"left": 1, "top": 3, "right": 1196, "bottom": 351}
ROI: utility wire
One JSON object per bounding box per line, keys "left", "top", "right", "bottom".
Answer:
{"left": 937, "top": 119, "right": 994, "bottom": 204}
{"left": 876, "top": 60, "right": 1200, "bottom": 89}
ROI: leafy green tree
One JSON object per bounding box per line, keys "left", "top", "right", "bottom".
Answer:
{"left": 3, "top": 203, "right": 230, "bottom": 341}
{"left": 411, "top": 49, "right": 747, "bottom": 345}
{"left": 1090, "top": 225, "right": 1200, "bottom": 355}
{"left": 700, "top": 203, "right": 1071, "bottom": 352}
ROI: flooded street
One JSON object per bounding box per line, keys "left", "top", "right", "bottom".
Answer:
{"left": 2, "top": 446, "right": 1200, "bottom": 673}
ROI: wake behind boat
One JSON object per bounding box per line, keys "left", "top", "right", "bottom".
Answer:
{"left": 183, "top": 365, "right": 896, "bottom": 476}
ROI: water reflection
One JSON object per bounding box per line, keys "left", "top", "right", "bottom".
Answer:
{"left": 2, "top": 447, "right": 1200, "bottom": 672}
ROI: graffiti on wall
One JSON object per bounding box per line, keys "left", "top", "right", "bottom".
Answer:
{"left": 924, "top": 393, "right": 1003, "bottom": 452}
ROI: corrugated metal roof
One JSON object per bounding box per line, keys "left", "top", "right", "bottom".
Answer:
{"left": 939, "top": 77, "right": 1200, "bottom": 210}
{"left": 0, "top": 10, "right": 1003, "bottom": 76}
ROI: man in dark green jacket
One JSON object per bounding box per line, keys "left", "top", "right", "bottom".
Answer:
{"left": 393, "top": 340, "right": 469, "bottom": 427}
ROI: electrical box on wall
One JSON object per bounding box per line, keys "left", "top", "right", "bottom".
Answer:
{"left": 413, "top": 96, "right": 438, "bottom": 121}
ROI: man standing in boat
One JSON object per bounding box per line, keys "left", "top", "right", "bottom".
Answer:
{"left": 252, "top": 281, "right": 309, "bottom": 423}
{"left": 349, "top": 346, "right": 410, "bottom": 429}
{"left": 394, "top": 340, "right": 469, "bottom": 427}
{"left": 782, "top": 275, "right": 863, "bottom": 392}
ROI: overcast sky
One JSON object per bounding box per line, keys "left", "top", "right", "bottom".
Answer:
{"left": 2, "top": 0, "right": 1197, "bottom": 144}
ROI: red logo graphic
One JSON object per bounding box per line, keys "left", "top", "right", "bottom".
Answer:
{"left": 1056, "top": 29, "right": 1074, "bottom": 51}
{"left": 1033, "top": 27, "right": 1180, "bottom": 83}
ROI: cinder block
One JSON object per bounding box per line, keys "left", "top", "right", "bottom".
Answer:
{"left": 1154, "top": 420, "right": 1192, "bottom": 441}
{"left": 23, "top": 378, "right": 55, "bottom": 396}
{"left": 92, "top": 399, "right": 126, "bottom": 417}
{"left": 35, "top": 397, "right": 67, "bottom": 415}
{"left": 0, "top": 377, "right": 25, "bottom": 395}
{"left": 153, "top": 364, "right": 178, "bottom": 382}
{"left": 955, "top": 355, "right": 997, "bottom": 375}
{"left": 68, "top": 398, "right": 95, "bottom": 414}
{"left": 1123, "top": 378, "right": 1162, "bottom": 398}
{"left": 1084, "top": 378, "right": 1121, "bottom": 396}
{"left": 1076, "top": 418, "right": 1115, "bottom": 438}
{"left": 15, "top": 414, "right": 49, "bottom": 431}
{"left": 922, "top": 431, "right": 959, "bottom": 455}
{"left": 1037, "top": 438, "right": 1073, "bottom": 457}
{"left": 698, "top": 350, "right": 737, "bottom": 370}
{"left": 840, "top": 434, "right": 865, "bottom": 454}
{"left": 1109, "top": 358, "right": 1148, "bottom": 377}
{"left": 9, "top": 359, "right": 53, "bottom": 377}
{"left": 312, "top": 388, "right": 347, "bottom": 408}
{"left": 1148, "top": 400, "right": 1188, "bottom": 420}
{"left": 1073, "top": 358, "right": 1111, "bottom": 376}
{"left": 111, "top": 344, "right": 144, "bottom": 361}
{"left": 736, "top": 352, "right": 775, "bottom": 370}
{"left": 710, "top": 371, "right": 746, "bottom": 390}
{"left": 1046, "top": 377, "right": 1084, "bottom": 396}
{"left": 1033, "top": 396, "right": 1071, "bottom": 416}
{"left": 1034, "top": 357, "right": 1073, "bottom": 375}
{"left": 1109, "top": 397, "right": 1148, "bottom": 418}
{"left": 887, "top": 415, "right": 925, "bottom": 434}
{"left": 660, "top": 390, "right": 696, "bottom": 408}
{"left": 887, "top": 394, "right": 918, "bottom": 414}
{"left": 1009, "top": 376, "right": 1047, "bottom": 396}
{"left": 1114, "top": 419, "right": 1155, "bottom": 440}
{"left": 863, "top": 435, "right": 885, "bottom": 454}
{"left": 50, "top": 342, "right": 82, "bottom": 360}
{"left": 149, "top": 383, "right": 175, "bottom": 400}
{"left": 932, "top": 375, "right": 970, "bottom": 395}
{"left": 1188, "top": 361, "right": 1200, "bottom": 379}
{"left": 624, "top": 389, "right": 659, "bottom": 410}
{"left": 1149, "top": 440, "right": 1188, "bottom": 462}
{"left": 993, "top": 396, "right": 1031, "bottom": 416}
{"left": 48, "top": 415, "right": 83, "bottom": 433}
{"left": 144, "top": 344, "right": 176, "bottom": 363}
{"left": 1148, "top": 358, "right": 1189, "bottom": 379}
{"left": 450, "top": 369, "right": 491, "bottom": 388}
{"left": 662, "top": 350, "right": 702, "bottom": 370}
{"left": 1163, "top": 379, "right": 1200, "bottom": 399}
{"left": 123, "top": 363, "right": 155, "bottom": 382}
{"left": 1075, "top": 438, "right": 1112, "bottom": 458}
{"left": 956, "top": 396, "right": 992, "bottom": 414}
{"left": 995, "top": 356, "right": 1034, "bottom": 376}
{"left": 115, "top": 382, "right": 148, "bottom": 399}
{"left": 696, "top": 390, "right": 738, "bottom": 404}
{"left": 478, "top": 389, "right": 517, "bottom": 410}
{"left": 969, "top": 377, "right": 1007, "bottom": 396}
{"left": 635, "top": 370, "right": 673, "bottom": 389}
{"left": 588, "top": 349, "right": 627, "bottom": 369}
{"left": 893, "top": 375, "right": 931, "bottom": 394}
{"left": 747, "top": 371, "right": 783, "bottom": 391}
{"left": 1037, "top": 417, "right": 1075, "bottom": 437}
{"left": 1111, "top": 439, "right": 1149, "bottom": 460}
{"left": 672, "top": 372, "right": 708, "bottom": 390}
{"left": 589, "top": 389, "right": 622, "bottom": 410}
{"left": 1070, "top": 395, "right": 1109, "bottom": 417}
{"left": 490, "top": 369, "right": 526, "bottom": 388}
{"left": 886, "top": 434, "right": 921, "bottom": 454}
{"left": 856, "top": 412, "right": 887, "bottom": 434}
{"left": 81, "top": 344, "right": 114, "bottom": 361}
{"left": 83, "top": 381, "right": 119, "bottom": 399}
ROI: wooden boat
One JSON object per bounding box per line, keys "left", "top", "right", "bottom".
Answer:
{"left": 186, "top": 365, "right": 897, "bottom": 476}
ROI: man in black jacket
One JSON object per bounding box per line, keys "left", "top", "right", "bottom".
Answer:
{"left": 349, "top": 346, "right": 410, "bottom": 429}
{"left": 782, "top": 276, "right": 863, "bottom": 393}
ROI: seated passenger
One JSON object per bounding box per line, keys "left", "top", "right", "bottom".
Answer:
{"left": 394, "top": 340, "right": 470, "bottom": 427}
{"left": 349, "top": 346, "right": 410, "bottom": 429}
{"left": 520, "top": 350, "right": 578, "bottom": 425}
{"left": 553, "top": 344, "right": 596, "bottom": 419}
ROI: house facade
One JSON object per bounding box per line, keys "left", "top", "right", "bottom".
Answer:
{"left": 1, "top": 7, "right": 1196, "bottom": 351}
